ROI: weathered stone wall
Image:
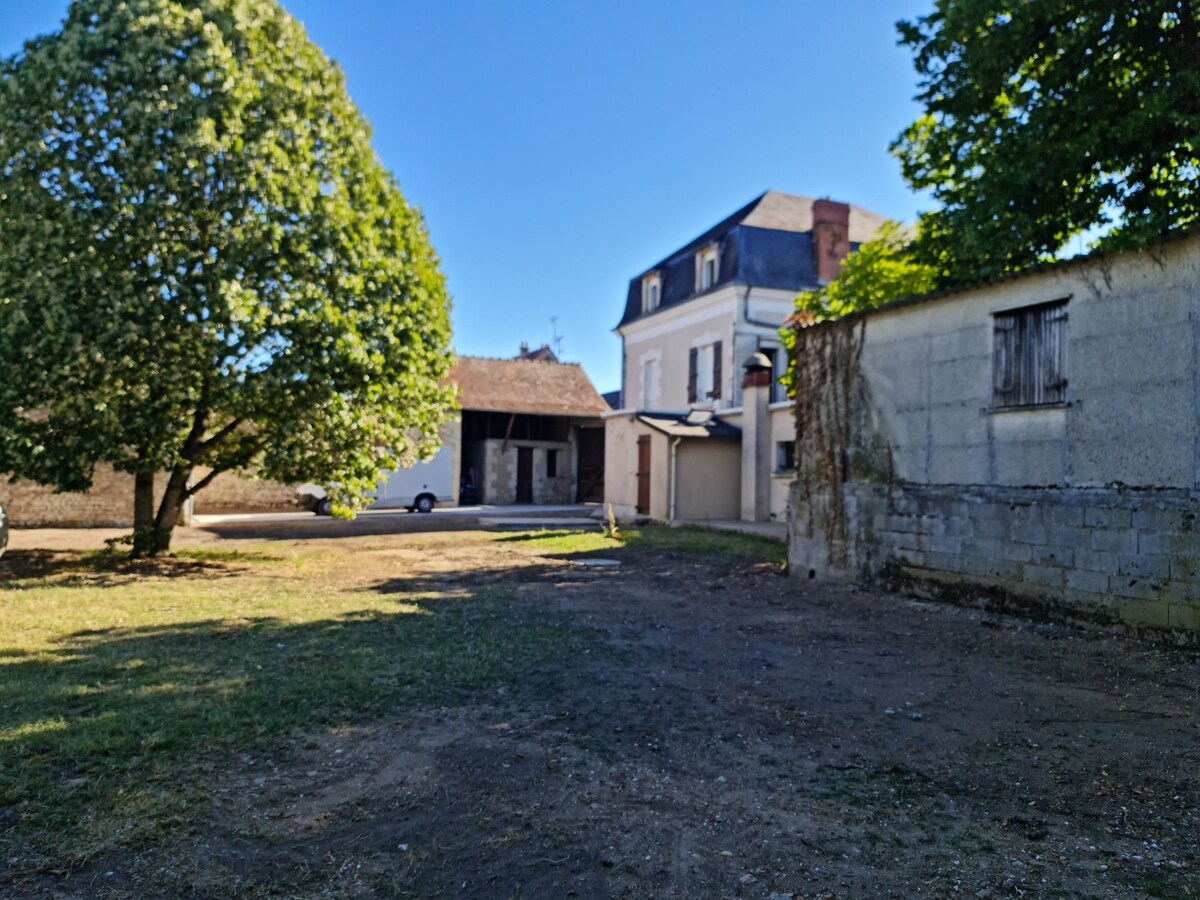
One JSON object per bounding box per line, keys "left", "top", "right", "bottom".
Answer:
{"left": 476, "top": 437, "right": 575, "bottom": 505}
{"left": 791, "top": 482, "right": 1199, "bottom": 638}
{"left": 0, "top": 465, "right": 296, "bottom": 526}
{"left": 191, "top": 469, "right": 298, "bottom": 513}
{"left": 788, "top": 234, "right": 1200, "bottom": 638}
{"left": 0, "top": 466, "right": 168, "bottom": 527}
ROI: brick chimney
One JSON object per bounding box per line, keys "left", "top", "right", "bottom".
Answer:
{"left": 811, "top": 198, "right": 851, "bottom": 283}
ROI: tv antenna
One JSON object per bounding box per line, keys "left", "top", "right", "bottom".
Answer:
{"left": 550, "top": 317, "right": 564, "bottom": 358}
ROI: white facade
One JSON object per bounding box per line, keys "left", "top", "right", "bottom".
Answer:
{"left": 616, "top": 284, "right": 792, "bottom": 414}
{"left": 604, "top": 192, "right": 890, "bottom": 527}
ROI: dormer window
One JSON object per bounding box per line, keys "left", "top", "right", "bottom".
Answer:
{"left": 642, "top": 272, "right": 661, "bottom": 312}
{"left": 695, "top": 245, "right": 719, "bottom": 292}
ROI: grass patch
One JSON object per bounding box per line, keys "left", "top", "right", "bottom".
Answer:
{"left": 500, "top": 528, "right": 624, "bottom": 555}
{"left": 169, "top": 546, "right": 288, "bottom": 564}
{"left": 631, "top": 525, "right": 786, "bottom": 564}
{"left": 0, "top": 548, "right": 587, "bottom": 873}
{"left": 503, "top": 524, "right": 785, "bottom": 565}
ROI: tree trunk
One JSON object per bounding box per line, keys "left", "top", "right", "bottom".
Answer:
{"left": 131, "top": 471, "right": 157, "bottom": 558}
{"left": 151, "top": 465, "right": 193, "bottom": 556}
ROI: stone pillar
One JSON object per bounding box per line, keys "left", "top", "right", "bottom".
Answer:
{"left": 740, "top": 352, "right": 773, "bottom": 522}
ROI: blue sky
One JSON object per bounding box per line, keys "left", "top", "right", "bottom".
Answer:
{"left": 0, "top": 1, "right": 931, "bottom": 393}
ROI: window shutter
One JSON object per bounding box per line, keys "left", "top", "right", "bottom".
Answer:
{"left": 993, "top": 315, "right": 1017, "bottom": 407}
{"left": 687, "top": 348, "right": 698, "bottom": 404}
{"left": 711, "top": 341, "right": 722, "bottom": 399}
{"left": 993, "top": 301, "right": 1067, "bottom": 409}
{"left": 1043, "top": 304, "right": 1068, "bottom": 402}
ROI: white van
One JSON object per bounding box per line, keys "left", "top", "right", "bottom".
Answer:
{"left": 298, "top": 443, "right": 456, "bottom": 515}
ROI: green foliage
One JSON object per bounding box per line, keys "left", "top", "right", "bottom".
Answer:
{"left": 781, "top": 223, "right": 936, "bottom": 395}
{"left": 791, "top": 222, "right": 937, "bottom": 322}
{"left": 893, "top": 1, "right": 1200, "bottom": 283}
{"left": 0, "top": 0, "right": 455, "bottom": 547}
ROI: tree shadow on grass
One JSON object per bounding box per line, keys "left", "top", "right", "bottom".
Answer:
{"left": 0, "top": 548, "right": 271, "bottom": 585}
{"left": 0, "top": 587, "right": 582, "bottom": 883}
{"left": 369, "top": 554, "right": 624, "bottom": 599}
{"left": 195, "top": 513, "right": 481, "bottom": 543}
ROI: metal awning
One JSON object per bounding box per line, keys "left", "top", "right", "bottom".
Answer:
{"left": 636, "top": 412, "right": 742, "bottom": 440}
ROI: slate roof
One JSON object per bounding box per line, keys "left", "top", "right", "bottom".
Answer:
{"left": 637, "top": 412, "right": 742, "bottom": 440}
{"left": 452, "top": 356, "right": 609, "bottom": 418}
{"left": 616, "top": 191, "right": 893, "bottom": 328}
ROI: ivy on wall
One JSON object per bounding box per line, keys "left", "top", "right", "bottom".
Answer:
{"left": 782, "top": 224, "right": 935, "bottom": 564}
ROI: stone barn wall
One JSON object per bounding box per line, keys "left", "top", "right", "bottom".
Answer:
{"left": 190, "top": 469, "right": 297, "bottom": 513}
{"left": 0, "top": 466, "right": 166, "bottom": 528}
{"left": 0, "top": 467, "right": 295, "bottom": 527}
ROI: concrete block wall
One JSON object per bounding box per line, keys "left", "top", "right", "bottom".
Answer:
{"left": 857, "top": 235, "right": 1200, "bottom": 490}
{"left": 788, "top": 234, "right": 1200, "bottom": 639}
{"left": 791, "top": 480, "right": 1200, "bottom": 639}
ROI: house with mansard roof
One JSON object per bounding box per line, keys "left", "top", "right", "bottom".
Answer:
{"left": 605, "top": 190, "right": 891, "bottom": 524}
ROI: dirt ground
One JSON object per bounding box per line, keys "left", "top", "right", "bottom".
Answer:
{"left": 7, "top": 515, "right": 1200, "bottom": 898}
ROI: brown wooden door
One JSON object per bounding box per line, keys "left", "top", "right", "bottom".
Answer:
{"left": 635, "top": 436, "right": 650, "bottom": 515}
{"left": 516, "top": 447, "right": 533, "bottom": 503}
{"left": 576, "top": 427, "right": 605, "bottom": 503}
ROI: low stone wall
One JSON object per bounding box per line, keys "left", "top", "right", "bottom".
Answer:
{"left": 791, "top": 481, "right": 1200, "bottom": 639}
{"left": 191, "top": 469, "right": 298, "bottom": 513}
{"left": 0, "top": 466, "right": 161, "bottom": 528}
{"left": 1, "top": 466, "right": 296, "bottom": 527}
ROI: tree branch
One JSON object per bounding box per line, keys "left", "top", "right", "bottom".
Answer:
{"left": 185, "top": 438, "right": 269, "bottom": 498}
{"left": 194, "top": 417, "right": 244, "bottom": 459}
{"left": 184, "top": 467, "right": 224, "bottom": 498}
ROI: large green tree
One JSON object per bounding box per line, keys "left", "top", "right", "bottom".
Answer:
{"left": 894, "top": 1, "right": 1200, "bottom": 283}
{"left": 0, "top": 0, "right": 454, "bottom": 556}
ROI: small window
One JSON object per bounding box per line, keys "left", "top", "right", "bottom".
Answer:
{"left": 695, "top": 245, "right": 719, "bottom": 292}
{"left": 688, "top": 341, "right": 721, "bottom": 403}
{"left": 641, "top": 358, "right": 658, "bottom": 408}
{"left": 776, "top": 441, "right": 796, "bottom": 473}
{"left": 642, "top": 273, "right": 661, "bottom": 312}
{"left": 993, "top": 301, "right": 1068, "bottom": 409}
{"left": 760, "top": 346, "right": 786, "bottom": 402}
{"left": 546, "top": 449, "right": 558, "bottom": 478}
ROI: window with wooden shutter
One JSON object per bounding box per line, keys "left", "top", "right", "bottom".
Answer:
{"left": 687, "top": 347, "right": 698, "bottom": 403}
{"left": 711, "top": 340, "right": 722, "bottom": 400}
{"left": 992, "top": 300, "right": 1068, "bottom": 409}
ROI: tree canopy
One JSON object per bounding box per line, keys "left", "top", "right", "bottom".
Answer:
{"left": 790, "top": 222, "right": 938, "bottom": 324}
{"left": 0, "top": 0, "right": 455, "bottom": 555}
{"left": 781, "top": 222, "right": 937, "bottom": 394}
{"left": 894, "top": 1, "right": 1200, "bottom": 283}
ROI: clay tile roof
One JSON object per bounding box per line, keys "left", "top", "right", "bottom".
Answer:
{"left": 451, "top": 356, "right": 609, "bottom": 417}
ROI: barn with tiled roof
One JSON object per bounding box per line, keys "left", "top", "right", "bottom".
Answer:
{"left": 452, "top": 355, "right": 607, "bottom": 505}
